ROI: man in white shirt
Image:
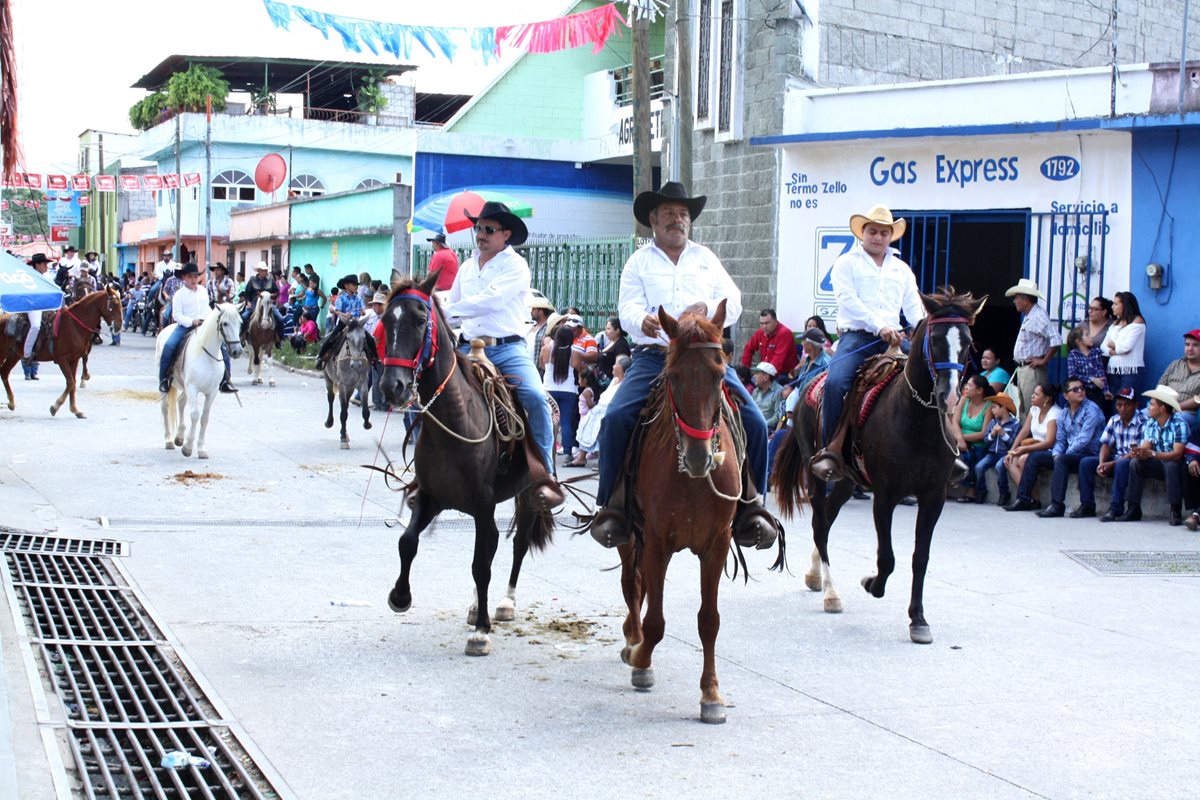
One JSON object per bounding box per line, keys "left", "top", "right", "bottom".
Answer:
{"left": 445, "top": 201, "right": 564, "bottom": 512}
{"left": 812, "top": 205, "right": 925, "bottom": 481}
{"left": 153, "top": 250, "right": 176, "bottom": 281}
{"left": 157, "top": 263, "right": 235, "bottom": 394}
{"left": 589, "top": 182, "right": 779, "bottom": 550}
{"left": 58, "top": 246, "right": 82, "bottom": 277}
{"left": 81, "top": 251, "right": 102, "bottom": 278}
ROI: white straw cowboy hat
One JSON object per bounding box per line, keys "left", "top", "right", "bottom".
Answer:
{"left": 529, "top": 290, "right": 555, "bottom": 312}
{"left": 371, "top": 291, "right": 389, "bottom": 305}
{"left": 1142, "top": 384, "right": 1182, "bottom": 411}
{"left": 750, "top": 361, "right": 778, "bottom": 377}
{"left": 1004, "top": 278, "right": 1044, "bottom": 300}
{"left": 849, "top": 205, "right": 906, "bottom": 242}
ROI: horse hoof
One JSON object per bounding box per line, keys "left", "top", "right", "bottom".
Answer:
{"left": 324, "top": 420, "right": 333, "bottom": 429}
{"left": 494, "top": 597, "right": 515, "bottom": 622}
{"left": 823, "top": 596, "right": 843, "bottom": 614}
{"left": 700, "top": 702, "right": 727, "bottom": 724}
{"left": 268, "top": 380, "right": 275, "bottom": 387}
{"left": 49, "top": 404, "right": 58, "bottom": 416}
{"left": 467, "top": 604, "right": 478, "bottom": 626}
{"left": 363, "top": 421, "right": 372, "bottom": 430}
{"left": 804, "top": 572, "right": 822, "bottom": 591}
{"left": 620, "top": 646, "right": 632, "bottom": 666}
{"left": 197, "top": 451, "right": 209, "bottom": 460}
{"left": 252, "top": 378, "right": 262, "bottom": 385}
{"left": 181, "top": 447, "right": 192, "bottom": 458}
{"left": 631, "top": 668, "right": 655, "bottom": 690}
{"left": 174, "top": 436, "right": 184, "bottom": 446}
{"left": 909, "top": 625, "right": 933, "bottom": 645}
{"left": 74, "top": 411, "right": 86, "bottom": 419}
{"left": 165, "top": 442, "right": 174, "bottom": 450}
{"left": 465, "top": 633, "right": 492, "bottom": 656}
{"left": 340, "top": 441, "right": 350, "bottom": 450}
{"left": 387, "top": 590, "right": 412, "bottom": 613}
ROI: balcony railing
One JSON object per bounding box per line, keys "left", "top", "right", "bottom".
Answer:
{"left": 611, "top": 56, "right": 666, "bottom": 107}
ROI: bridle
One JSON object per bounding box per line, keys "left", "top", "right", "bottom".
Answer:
{"left": 203, "top": 307, "right": 242, "bottom": 362}
{"left": 904, "top": 314, "right": 971, "bottom": 410}
{"left": 665, "top": 341, "right": 726, "bottom": 443}
{"left": 382, "top": 288, "right": 456, "bottom": 413}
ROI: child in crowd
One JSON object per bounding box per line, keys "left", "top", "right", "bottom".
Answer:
{"left": 977, "top": 393, "right": 1021, "bottom": 505}
{"left": 568, "top": 367, "right": 604, "bottom": 467}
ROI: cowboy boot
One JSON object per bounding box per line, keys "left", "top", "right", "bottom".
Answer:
{"left": 732, "top": 471, "right": 782, "bottom": 550}
{"left": 522, "top": 437, "right": 564, "bottom": 514}
{"left": 219, "top": 369, "right": 238, "bottom": 394}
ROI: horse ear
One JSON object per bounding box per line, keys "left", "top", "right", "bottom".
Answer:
{"left": 417, "top": 270, "right": 438, "bottom": 295}
{"left": 920, "top": 292, "right": 939, "bottom": 317}
{"left": 971, "top": 294, "right": 988, "bottom": 321}
{"left": 712, "top": 299, "right": 727, "bottom": 330}
{"left": 659, "top": 305, "right": 678, "bottom": 339}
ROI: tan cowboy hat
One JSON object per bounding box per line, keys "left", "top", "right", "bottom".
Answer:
{"left": 255, "top": 261, "right": 269, "bottom": 272}
{"left": 545, "top": 312, "right": 566, "bottom": 333}
{"left": 1142, "top": 384, "right": 1181, "bottom": 411}
{"left": 849, "top": 205, "right": 906, "bottom": 242}
{"left": 985, "top": 393, "right": 1016, "bottom": 415}
{"left": 529, "top": 289, "right": 555, "bottom": 312}
{"left": 1005, "top": 278, "right": 1044, "bottom": 300}
{"left": 371, "top": 291, "right": 388, "bottom": 305}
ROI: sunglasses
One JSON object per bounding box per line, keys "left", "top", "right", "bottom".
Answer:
{"left": 1066, "top": 385, "right": 1085, "bottom": 393}
{"left": 473, "top": 224, "right": 505, "bottom": 236}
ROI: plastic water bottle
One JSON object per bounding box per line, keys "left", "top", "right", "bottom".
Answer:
{"left": 160, "top": 751, "right": 210, "bottom": 769}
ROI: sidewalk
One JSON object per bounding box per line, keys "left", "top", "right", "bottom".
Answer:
{"left": 2, "top": 334, "right": 1199, "bottom": 799}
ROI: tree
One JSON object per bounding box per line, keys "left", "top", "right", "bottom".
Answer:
{"left": 128, "top": 91, "right": 168, "bottom": 131}
{"left": 165, "top": 64, "right": 230, "bottom": 113}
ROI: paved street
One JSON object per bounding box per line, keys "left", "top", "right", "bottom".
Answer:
{"left": 2, "top": 332, "right": 1199, "bottom": 800}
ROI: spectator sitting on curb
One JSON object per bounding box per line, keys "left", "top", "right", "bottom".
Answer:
{"left": 1030, "top": 375, "right": 1105, "bottom": 518}
{"left": 1103, "top": 385, "right": 1188, "bottom": 524}
{"left": 976, "top": 393, "right": 1020, "bottom": 506}
{"left": 1081, "top": 387, "right": 1145, "bottom": 519}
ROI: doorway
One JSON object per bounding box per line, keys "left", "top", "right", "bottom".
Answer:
{"left": 896, "top": 210, "right": 1028, "bottom": 368}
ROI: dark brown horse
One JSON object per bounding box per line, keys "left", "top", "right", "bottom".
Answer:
{"left": 618, "top": 302, "right": 784, "bottom": 724}
{"left": 772, "top": 288, "right": 984, "bottom": 644}
{"left": 377, "top": 272, "right": 554, "bottom": 657}
{"left": 0, "top": 287, "right": 122, "bottom": 418}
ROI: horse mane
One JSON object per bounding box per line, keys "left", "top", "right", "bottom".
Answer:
{"left": 924, "top": 285, "right": 980, "bottom": 322}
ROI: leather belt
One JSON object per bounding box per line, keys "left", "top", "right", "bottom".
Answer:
{"left": 633, "top": 344, "right": 667, "bottom": 355}
{"left": 458, "top": 334, "right": 523, "bottom": 347}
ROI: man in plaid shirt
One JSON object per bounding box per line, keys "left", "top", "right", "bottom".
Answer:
{"left": 1103, "top": 385, "right": 1189, "bottom": 524}
{"left": 1081, "top": 387, "right": 1144, "bottom": 519}
{"left": 1184, "top": 426, "right": 1200, "bottom": 530}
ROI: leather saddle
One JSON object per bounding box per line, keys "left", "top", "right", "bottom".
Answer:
{"left": 807, "top": 351, "right": 906, "bottom": 485}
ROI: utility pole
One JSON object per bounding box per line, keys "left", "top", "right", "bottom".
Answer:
{"left": 1181, "top": 0, "right": 1193, "bottom": 113}
{"left": 174, "top": 114, "right": 182, "bottom": 262}
{"left": 675, "top": 0, "right": 693, "bottom": 189}
{"left": 632, "top": 9, "right": 653, "bottom": 238}
{"left": 98, "top": 134, "right": 107, "bottom": 275}
{"left": 205, "top": 95, "right": 212, "bottom": 269}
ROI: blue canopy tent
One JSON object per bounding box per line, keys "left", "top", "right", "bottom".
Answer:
{"left": 0, "top": 251, "right": 63, "bottom": 313}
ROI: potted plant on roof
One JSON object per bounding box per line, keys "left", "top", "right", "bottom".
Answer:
{"left": 356, "top": 70, "right": 388, "bottom": 125}
{"left": 251, "top": 85, "right": 276, "bottom": 116}
{"left": 165, "top": 64, "right": 230, "bottom": 114}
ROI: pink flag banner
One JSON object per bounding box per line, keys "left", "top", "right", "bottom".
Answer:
{"left": 23, "top": 173, "right": 42, "bottom": 189}
{"left": 183, "top": 173, "right": 202, "bottom": 187}
{"left": 72, "top": 175, "right": 91, "bottom": 191}
{"left": 79, "top": 196, "right": 91, "bottom": 207}
{"left": 119, "top": 175, "right": 141, "bottom": 191}
{"left": 46, "top": 174, "right": 68, "bottom": 190}
{"left": 495, "top": 2, "right": 626, "bottom": 55}
{"left": 162, "top": 174, "right": 180, "bottom": 189}
{"left": 142, "top": 175, "right": 165, "bottom": 191}
{"left": 94, "top": 175, "right": 117, "bottom": 192}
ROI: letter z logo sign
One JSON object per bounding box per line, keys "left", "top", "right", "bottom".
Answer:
{"left": 815, "top": 229, "right": 855, "bottom": 296}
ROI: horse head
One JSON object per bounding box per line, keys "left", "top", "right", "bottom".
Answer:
{"left": 253, "top": 293, "right": 273, "bottom": 329}
{"left": 659, "top": 299, "right": 729, "bottom": 478}
{"left": 339, "top": 317, "right": 368, "bottom": 369}
{"left": 214, "top": 302, "right": 244, "bottom": 359}
{"left": 915, "top": 286, "right": 987, "bottom": 412}
{"left": 379, "top": 271, "right": 446, "bottom": 409}
{"left": 102, "top": 287, "right": 123, "bottom": 333}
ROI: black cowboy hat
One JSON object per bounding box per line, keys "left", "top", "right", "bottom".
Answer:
{"left": 64, "top": 245, "right": 78, "bottom": 253}
{"left": 175, "top": 262, "right": 200, "bottom": 277}
{"left": 211, "top": 262, "right": 227, "bottom": 272}
{"left": 633, "top": 181, "right": 706, "bottom": 228}
{"left": 465, "top": 201, "right": 528, "bottom": 247}
{"left": 336, "top": 273, "right": 359, "bottom": 290}
{"left": 27, "top": 253, "right": 50, "bottom": 265}
{"left": 427, "top": 232, "right": 447, "bottom": 244}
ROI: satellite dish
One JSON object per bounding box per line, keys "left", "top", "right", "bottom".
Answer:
{"left": 254, "top": 153, "right": 287, "bottom": 193}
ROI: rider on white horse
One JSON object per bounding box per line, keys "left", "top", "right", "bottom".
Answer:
{"left": 158, "top": 263, "right": 236, "bottom": 395}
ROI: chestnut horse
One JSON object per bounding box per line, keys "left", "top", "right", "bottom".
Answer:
{"left": 618, "top": 302, "right": 784, "bottom": 724}
{"left": 772, "top": 288, "right": 985, "bottom": 644}
{"left": 0, "top": 287, "right": 122, "bottom": 418}
{"left": 378, "top": 272, "right": 554, "bottom": 658}
{"left": 244, "top": 293, "right": 278, "bottom": 387}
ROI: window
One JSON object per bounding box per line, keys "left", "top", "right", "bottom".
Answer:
{"left": 212, "top": 170, "right": 255, "bottom": 202}
{"left": 693, "top": 0, "right": 743, "bottom": 140}
{"left": 289, "top": 174, "right": 325, "bottom": 198}
{"left": 355, "top": 178, "right": 384, "bottom": 190}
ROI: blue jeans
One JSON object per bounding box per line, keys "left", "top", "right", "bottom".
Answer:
{"left": 1108, "top": 458, "right": 1134, "bottom": 513}
{"left": 549, "top": 390, "right": 579, "bottom": 455}
{"left": 1106, "top": 369, "right": 1143, "bottom": 397}
{"left": 241, "top": 304, "right": 286, "bottom": 333}
{"left": 1016, "top": 450, "right": 1055, "bottom": 502}
{"left": 1047, "top": 451, "right": 1093, "bottom": 505}
{"left": 767, "top": 427, "right": 791, "bottom": 479}
{"left": 960, "top": 447, "right": 986, "bottom": 489}
{"left": 596, "top": 348, "right": 767, "bottom": 506}
{"left": 123, "top": 302, "right": 138, "bottom": 328}
{"left": 1126, "top": 458, "right": 1183, "bottom": 506}
{"left": 973, "top": 452, "right": 1007, "bottom": 498}
{"left": 820, "top": 330, "right": 888, "bottom": 448}
{"left": 458, "top": 341, "right": 553, "bottom": 471}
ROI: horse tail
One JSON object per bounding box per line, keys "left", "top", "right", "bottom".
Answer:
{"left": 512, "top": 492, "right": 555, "bottom": 552}
{"left": 771, "top": 430, "right": 809, "bottom": 520}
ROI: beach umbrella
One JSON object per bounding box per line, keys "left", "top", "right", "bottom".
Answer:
{"left": 0, "top": 251, "right": 63, "bottom": 313}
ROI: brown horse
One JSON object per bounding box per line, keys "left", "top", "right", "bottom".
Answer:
{"left": 0, "top": 287, "right": 122, "bottom": 418}
{"left": 772, "top": 288, "right": 985, "bottom": 644}
{"left": 244, "top": 293, "right": 278, "bottom": 386}
{"left": 618, "top": 302, "right": 783, "bottom": 724}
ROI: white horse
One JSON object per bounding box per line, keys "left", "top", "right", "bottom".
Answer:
{"left": 155, "top": 303, "right": 243, "bottom": 459}
{"left": 244, "top": 293, "right": 277, "bottom": 387}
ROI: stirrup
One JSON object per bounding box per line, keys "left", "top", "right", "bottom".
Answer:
{"left": 219, "top": 380, "right": 238, "bottom": 394}
{"left": 733, "top": 504, "right": 781, "bottom": 550}
{"left": 809, "top": 448, "right": 845, "bottom": 482}
{"left": 528, "top": 475, "right": 565, "bottom": 513}
{"left": 589, "top": 507, "right": 631, "bottom": 548}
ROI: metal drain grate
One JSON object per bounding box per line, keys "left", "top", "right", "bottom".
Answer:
{"left": 2, "top": 536, "right": 285, "bottom": 798}
{"left": 104, "top": 516, "right": 395, "bottom": 529}
{"left": 70, "top": 726, "right": 277, "bottom": 799}
{"left": 1065, "top": 550, "right": 1200, "bottom": 576}
{"left": 1, "top": 532, "right": 126, "bottom": 556}
{"left": 14, "top": 582, "right": 162, "bottom": 642}
{"left": 42, "top": 643, "right": 217, "bottom": 726}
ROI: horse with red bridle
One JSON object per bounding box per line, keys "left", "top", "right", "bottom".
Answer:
{"left": 0, "top": 287, "right": 122, "bottom": 418}
{"left": 617, "top": 301, "right": 785, "bottom": 724}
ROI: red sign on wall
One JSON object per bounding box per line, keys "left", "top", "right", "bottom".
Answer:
{"left": 50, "top": 226, "right": 70, "bottom": 243}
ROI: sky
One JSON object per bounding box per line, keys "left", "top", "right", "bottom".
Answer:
{"left": 11, "top": 0, "right": 571, "bottom": 174}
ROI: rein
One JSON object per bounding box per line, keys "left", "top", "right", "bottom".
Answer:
{"left": 904, "top": 312, "right": 971, "bottom": 456}
{"left": 382, "top": 289, "right": 438, "bottom": 379}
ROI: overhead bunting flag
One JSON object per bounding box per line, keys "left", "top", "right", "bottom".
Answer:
{"left": 94, "top": 176, "right": 117, "bottom": 192}
{"left": 46, "top": 174, "right": 68, "bottom": 190}
{"left": 183, "top": 173, "right": 202, "bottom": 187}
{"left": 72, "top": 175, "right": 90, "bottom": 191}
{"left": 261, "top": 0, "right": 630, "bottom": 61}
{"left": 143, "top": 175, "right": 164, "bottom": 191}
{"left": 119, "top": 175, "right": 141, "bottom": 191}
{"left": 163, "top": 174, "right": 180, "bottom": 189}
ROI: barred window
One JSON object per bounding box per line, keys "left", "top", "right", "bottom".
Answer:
{"left": 693, "top": 0, "right": 742, "bottom": 140}
{"left": 289, "top": 174, "right": 325, "bottom": 198}
{"left": 212, "top": 170, "right": 255, "bottom": 202}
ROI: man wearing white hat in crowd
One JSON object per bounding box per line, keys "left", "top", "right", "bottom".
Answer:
{"left": 1103, "top": 385, "right": 1189, "bottom": 524}
{"left": 1006, "top": 278, "right": 1061, "bottom": 417}
{"left": 810, "top": 204, "right": 925, "bottom": 482}
{"left": 527, "top": 290, "right": 556, "bottom": 375}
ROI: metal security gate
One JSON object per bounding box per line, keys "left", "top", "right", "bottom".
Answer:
{"left": 894, "top": 212, "right": 951, "bottom": 293}
{"left": 1029, "top": 210, "right": 1110, "bottom": 332}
